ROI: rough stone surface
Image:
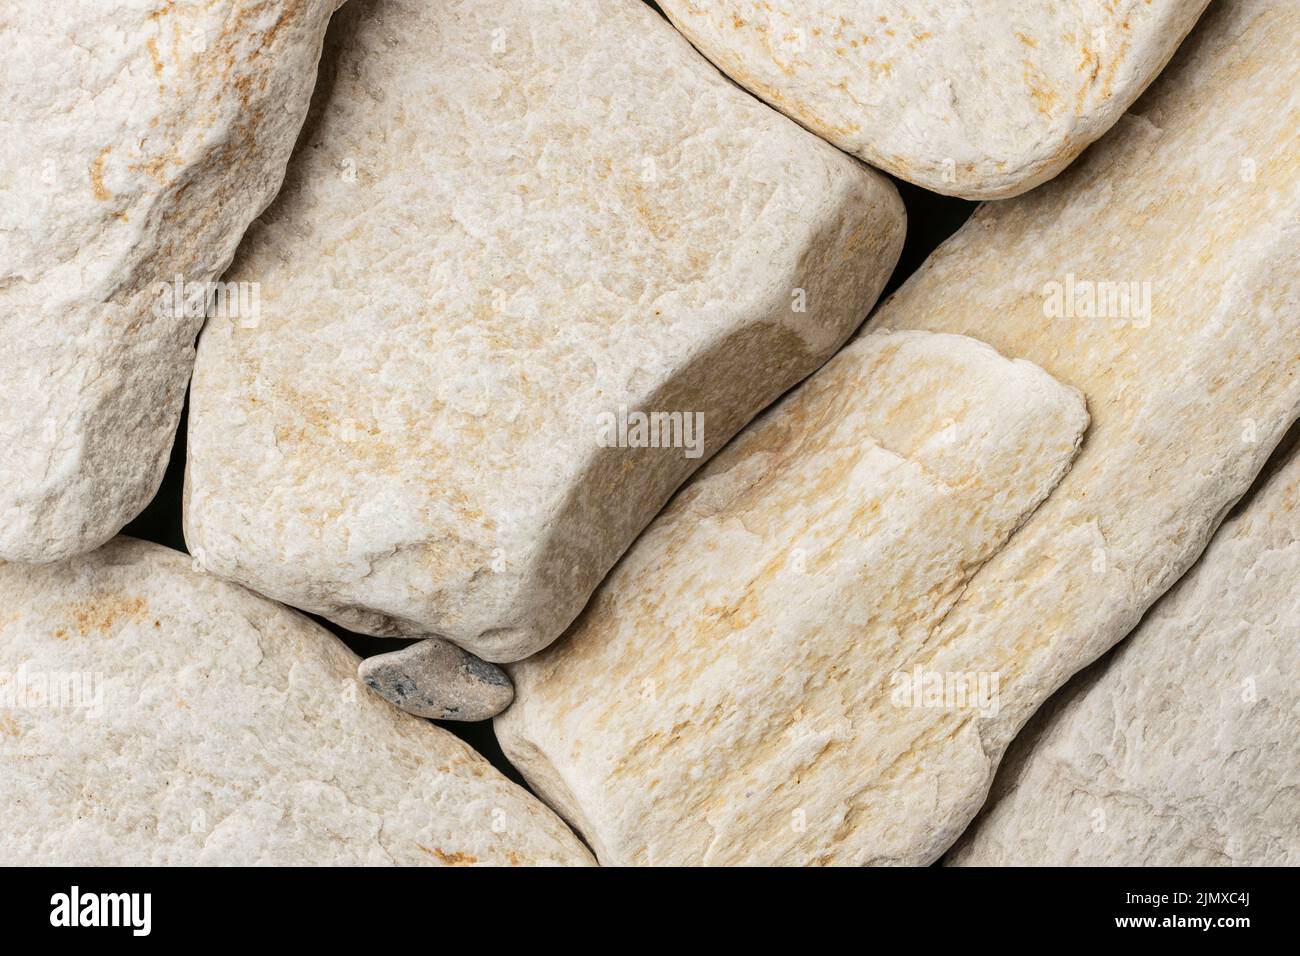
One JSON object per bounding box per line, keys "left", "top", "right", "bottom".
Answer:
{"left": 949, "top": 431, "right": 1300, "bottom": 867}
{"left": 0, "top": 538, "right": 592, "bottom": 866}
{"left": 359, "top": 638, "right": 514, "bottom": 722}
{"left": 0, "top": 0, "right": 343, "bottom": 564}
{"left": 498, "top": 329, "right": 1088, "bottom": 865}
{"left": 184, "top": 0, "right": 905, "bottom": 663}
{"left": 860, "top": 0, "right": 1300, "bottom": 862}
{"left": 657, "top": 0, "right": 1209, "bottom": 198}
{"left": 500, "top": 0, "right": 1300, "bottom": 865}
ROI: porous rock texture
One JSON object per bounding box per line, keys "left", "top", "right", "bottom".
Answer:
{"left": 856, "top": 0, "right": 1299, "bottom": 859}
{"left": 863, "top": 0, "right": 1300, "bottom": 861}
{"left": 498, "top": 329, "right": 1089, "bottom": 865}
{"left": 656, "top": 0, "right": 1209, "bottom": 198}
{"left": 184, "top": 0, "right": 905, "bottom": 663}
{"left": 0, "top": 538, "right": 593, "bottom": 866}
{"left": 500, "top": 0, "right": 1300, "bottom": 865}
{"left": 0, "top": 0, "right": 343, "bottom": 564}
{"left": 948, "top": 430, "right": 1300, "bottom": 866}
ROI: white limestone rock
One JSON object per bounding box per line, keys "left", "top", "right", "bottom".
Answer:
{"left": 948, "top": 432, "right": 1300, "bottom": 867}
{"left": 656, "top": 0, "right": 1209, "bottom": 198}
{"left": 498, "top": 329, "right": 1088, "bottom": 865}
{"left": 500, "top": 0, "right": 1300, "bottom": 865}
{"left": 184, "top": 0, "right": 905, "bottom": 663}
{"left": 0, "top": 0, "right": 344, "bottom": 564}
{"left": 0, "top": 537, "right": 593, "bottom": 866}
{"left": 858, "top": 0, "right": 1300, "bottom": 862}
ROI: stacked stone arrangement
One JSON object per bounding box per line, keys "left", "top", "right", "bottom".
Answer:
{"left": 1, "top": 0, "right": 1294, "bottom": 866}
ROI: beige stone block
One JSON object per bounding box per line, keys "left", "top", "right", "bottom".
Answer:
{"left": 0, "top": 538, "right": 592, "bottom": 866}
{"left": 184, "top": 0, "right": 905, "bottom": 662}
{"left": 0, "top": 0, "right": 343, "bottom": 562}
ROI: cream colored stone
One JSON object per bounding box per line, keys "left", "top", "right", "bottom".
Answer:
{"left": 0, "top": 0, "right": 343, "bottom": 564}
{"left": 657, "top": 0, "right": 1208, "bottom": 198}
{"left": 855, "top": 0, "right": 1299, "bottom": 862}
{"left": 184, "top": 0, "right": 905, "bottom": 663}
{"left": 500, "top": 0, "right": 1300, "bottom": 865}
{"left": 0, "top": 537, "right": 592, "bottom": 866}
{"left": 948, "top": 432, "right": 1300, "bottom": 867}
{"left": 498, "top": 329, "right": 1087, "bottom": 865}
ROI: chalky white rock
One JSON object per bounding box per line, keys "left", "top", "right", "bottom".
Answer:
{"left": 948, "top": 433, "right": 1300, "bottom": 867}
{"left": 657, "top": 0, "right": 1209, "bottom": 198}
{"left": 184, "top": 0, "right": 905, "bottom": 663}
{"left": 0, "top": 538, "right": 593, "bottom": 866}
{"left": 0, "top": 0, "right": 344, "bottom": 563}
{"left": 499, "top": 329, "right": 1088, "bottom": 865}
{"left": 862, "top": 0, "right": 1299, "bottom": 863}
{"left": 500, "top": 0, "right": 1300, "bottom": 864}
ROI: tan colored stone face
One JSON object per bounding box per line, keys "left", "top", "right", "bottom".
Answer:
{"left": 0, "top": 538, "right": 592, "bottom": 866}
{"left": 657, "top": 0, "right": 1209, "bottom": 198}
{"left": 498, "top": 0, "right": 1300, "bottom": 865}
{"left": 0, "top": 0, "right": 344, "bottom": 563}
{"left": 872, "top": 0, "right": 1300, "bottom": 760}
{"left": 499, "top": 329, "right": 1088, "bottom": 865}
{"left": 949, "top": 432, "right": 1300, "bottom": 867}
{"left": 184, "top": 0, "right": 905, "bottom": 662}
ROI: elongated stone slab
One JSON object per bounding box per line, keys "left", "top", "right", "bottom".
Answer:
{"left": 657, "top": 0, "right": 1208, "bottom": 198}
{"left": 0, "top": 0, "right": 343, "bottom": 564}
{"left": 853, "top": 0, "right": 1298, "bottom": 862}
{"left": 948, "top": 430, "right": 1300, "bottom": 866}
{"left": 501, "top": 0, "right": 1300, "bottom": 865}
{"left": 0, "top": 538, "right": 592, "bottom": 866}
{"left": 184, "top": 0, "right": 905, "bottom": 663}
{"left": 498, "top": 329, "right": 1087, "bottom": 865}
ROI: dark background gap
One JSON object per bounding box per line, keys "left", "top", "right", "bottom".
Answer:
{"left": 123, "top": 0, "right": 979, "bottom": 792}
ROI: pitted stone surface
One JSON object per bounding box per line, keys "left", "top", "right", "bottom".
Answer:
{"left": 862, "top": 0, "right": 1298, "bottom": 863}
{"left": 0, "top": 0, "right": 343, "bottom": 563}
{"left": 499, "top": 329, "right": 1087, "bottom": 865}
{"left": 0, "top": 538, "right": 593, "bottom": 866}
{"left": 184, "top": 0, "right": 905, "bottom": 662}
{"left": 501, "top": 0, "right": 1300, "bottom": 865}
{"left": 949, "top": 433, "right": 1300, "bottom": 867}
{"left": 657, "top": 0, "right": 1208, "bottom": 198}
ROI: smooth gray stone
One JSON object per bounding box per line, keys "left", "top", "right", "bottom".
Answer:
{"left": 360, "top": 639, "right": 514, "bottom": 722}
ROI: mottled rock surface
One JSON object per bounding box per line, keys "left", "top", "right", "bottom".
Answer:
{"left": 498, "top": 329, "right": 1087, "bottom": 865}
{"left": 0, "top": 0, "right": 343, "bottom": 563}
{"left": 860, "top": 0, "right": 1299, "bottom": 862}
{"left": 501, "top": 0, "right": 1299, "bottom": 865}
{"left": 184, "top": 0, "right": 905, "bottom": 663}
{"left": 949, "top": 431, "right": 1300, "bottom": 867}
{"left": 360, "top": 638, "right": 514, "bottom": 722}
{"left": 657, "top": 0, "right": 1208, "bottom": 198}
{"left": 0, "top": 538, "right": 592, "bottom": 866}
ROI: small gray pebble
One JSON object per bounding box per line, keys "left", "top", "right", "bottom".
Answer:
{"left": 358, "top": 638, "right": 514, "bottom": 721}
